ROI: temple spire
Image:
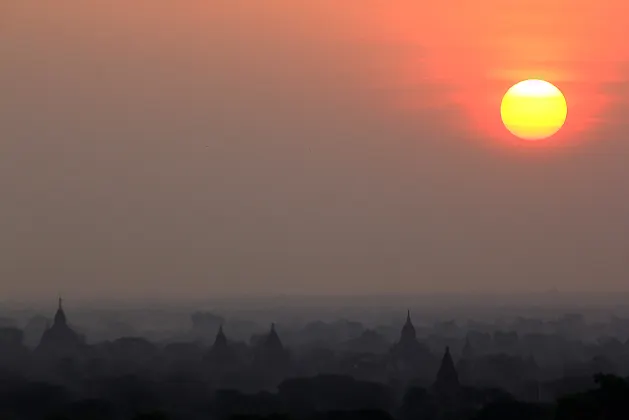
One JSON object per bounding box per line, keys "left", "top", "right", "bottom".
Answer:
{"left": 213, "top": 324, "right": 227, "bottom": 348}
{"left": 265, "top": 322, "right": 283, "bottom": 351}
{"left": 54, "top": 295, "right": 67, "bottom": 326}
{"left": 400, "top": 310, "right": 416, "bottom": 343}
{"left": 255, "top": 322, "right": 288, "bottom": 369}
{"left": 434, "top": 346, "right": 460, "bottom": 394}
{"left": 37, "top": 296, "right": 83, "bottom": 355}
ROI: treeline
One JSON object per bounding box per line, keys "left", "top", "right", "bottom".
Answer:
{"left": 1, "top": 371, "right": 628, "bottom": 420}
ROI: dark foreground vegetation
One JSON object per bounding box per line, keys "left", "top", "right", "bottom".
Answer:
{"left": 1, "top": 369, "right": 628, "bottom": 420}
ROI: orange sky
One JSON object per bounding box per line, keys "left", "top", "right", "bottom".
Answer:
{"left": 2, "top": 2, "right": 629, "bottom": 299}
{"left": 310, "top": 1, "right": 628, "bottom": 148}
{"left": 6, "top": 1, "right": 626, "bottom": 144}
{"left": 208, "top": 1, "right": 628, "bottom": 142}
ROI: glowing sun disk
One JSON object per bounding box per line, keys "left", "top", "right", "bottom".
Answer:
{"left": 500, "top": 79, "right": 568, "bottom": 141}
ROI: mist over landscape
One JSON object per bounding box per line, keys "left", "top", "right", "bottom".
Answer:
{"left": 3, "top": 294, "right": 629, "bottom": 419}
{"left": 5, "top": 292, "right": 629, "bottom": 345}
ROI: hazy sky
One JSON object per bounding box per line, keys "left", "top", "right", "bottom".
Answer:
{"left": 2, "top": 1, "right": 629, "bottom": 300}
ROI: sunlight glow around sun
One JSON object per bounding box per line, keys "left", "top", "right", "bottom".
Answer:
{"left": 500, "top": 80, "right": 568, "bottom": 141}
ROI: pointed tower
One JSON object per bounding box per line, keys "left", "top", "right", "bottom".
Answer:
{"left": 400, "top": 310, "right": 417, "bottom": 344}
{"left": 456, "top": 338, "right": 475, "bottom": 384}
{"left": 264, "top": 323, "right": 284, "bottom": 353}
{"left": 54, "top": 296, "right": 67, "bottom": 326}
{"left": 36, "top": 297, "right": 83, "bottom": 357}
{"left": 390, "top": 310, "right": 432, "bottom": 372}
{"left": 255, "top": 323, "right": 289, "bottom": 369}
{"left": 213, "top": 325, "right": 227, "bottom": 347}
{"left": 206, "top": 324, "right": 232, "bottom": 365}
{"left": 434, "top": 346, "right": 460, "bottom": 395}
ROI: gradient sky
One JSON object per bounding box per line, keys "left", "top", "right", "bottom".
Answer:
{"left": 2, "top": 1, "right": 629, "bottom": 300}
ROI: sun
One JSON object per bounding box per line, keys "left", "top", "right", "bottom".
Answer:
{"left": 500, "top": 79, "right": 568, "bottom": 141}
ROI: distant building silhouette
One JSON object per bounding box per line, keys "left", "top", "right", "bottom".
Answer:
{"left": 456, "top": 336, "right": 476, "bottom": 385}
{"left": 214, "top": 324, "right": 227, "bottom": 348}
{"left": 400, "top": 310, "right": 416, "bottom": 345}
{"left": 206, "top": 324, "right": 236, "bottom": 367}
{"left": 434, "top": 346, "right": 460, "bottom": 395}
{"left": 392, "top": 311, "right": 421, "bottom": 353}
{"left": 36, "top": 297, "right": 84, "bottom": 357}
{"left": 254, "top": 323, "right": 290, "bottom": 370}
{"left": 390, "top": 310, "right": 432, "bottom": 374}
